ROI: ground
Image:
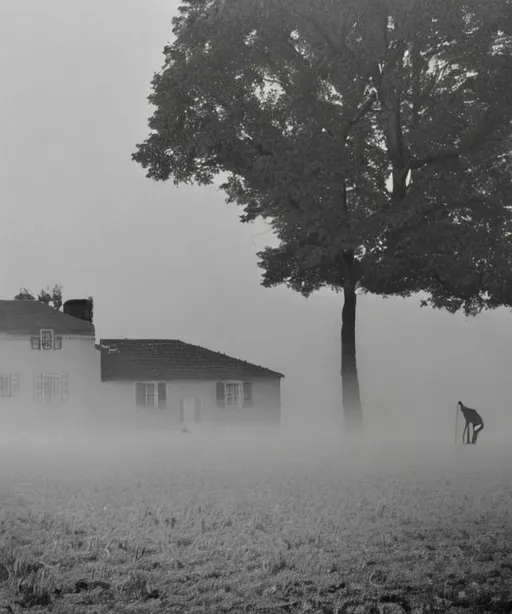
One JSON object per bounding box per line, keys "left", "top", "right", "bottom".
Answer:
{"left": 0, "top": 427, "right": 511, "bottom": 614}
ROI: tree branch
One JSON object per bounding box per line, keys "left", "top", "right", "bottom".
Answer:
{"left": 409, "top": 149, "right": 461, "bottom": 170}
{"left": 336, "top": 91, "right": 377, "bottom": 144}
{"left": 350, "top": 91, "right": 377, "bottom": 126}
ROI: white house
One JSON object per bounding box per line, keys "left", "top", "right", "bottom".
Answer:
{"left": 0, "top": 299, "right": 283, "bottom": 429}
{"left": 98, "top": 339, "right": 283, "bottom": 428}
{"left": 0, "top": 299, "right": 100, "bottom": 428}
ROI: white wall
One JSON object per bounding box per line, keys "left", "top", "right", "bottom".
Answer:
{"left": 0, "top": 333, "right": 101, "bottom": 426}
{"left": 99, "top": 378, "right": 281, "bottom": 427}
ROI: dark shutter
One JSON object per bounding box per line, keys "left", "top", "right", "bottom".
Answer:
{"left": 61, "top": 374, "right": 69, "bottom": 402}
{"left": 216, "top": 382, "right": 225, "bottom": 407}
{"left": 54, "top": 337, "right": 62, "bottom": 350}
{"left": 158, "top": 383, "right": 167, "bottom": 409}
{"left": 243, "top": 382, "right": 253, "bottom": 407}
{"left": 34, "top": 375, "right": 43, "bottom": 403}
{"left": 136, "top": 383, "right": 146, "bottom": 408}
{"left": 2, "top": 375, "right": 11, "bottom": 398}
{"left": 11, "top": 374, "right": 19, "bottom": 398}
{"left": 31, "top": 336, "right": 41, "bottom": 350}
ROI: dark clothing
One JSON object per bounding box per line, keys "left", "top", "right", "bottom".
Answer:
{"left": 458, "top": 401, "right": 484, "bottom": 444}
{"left": 471, "top": 421, "right": 484, "bottom": 444}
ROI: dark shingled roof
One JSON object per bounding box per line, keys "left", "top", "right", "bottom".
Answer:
{"left": 100, "top": 339, "right": 284, "bottom": 381}
{"left": 0, "top": 300, "right": 95, "bottom": 335}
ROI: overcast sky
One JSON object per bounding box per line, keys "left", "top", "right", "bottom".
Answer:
{"left": 1, "top": 0, "right": 511, "bottom": 435}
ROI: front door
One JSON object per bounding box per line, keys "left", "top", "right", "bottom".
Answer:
{"left": 182, "top": 397, "right": 197, "bottom": 422}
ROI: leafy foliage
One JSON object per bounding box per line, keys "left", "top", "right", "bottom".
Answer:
{"left": 134, "top": 0, "right": 512, "bottom": 317}
{"left": 14, "top": 288, "right": 36, "bottom": 301}
{"left": 14, "top": 285, "right": 64, "bottom": 311}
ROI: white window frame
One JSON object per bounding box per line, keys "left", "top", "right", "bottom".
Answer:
{"left": 35, "top": 373, "right": 68, "bottom": 403}
{"left": 217, "top": 381, "right": 252, "bottom": 408}
{"left": 42, "top": 374, "right": 61, "bottom": 403}
{"left": 224, "top": 381, "right": 243, "bottom": 408}
{"left": 31, "top": 333, "right": 62, "bottom": 350}
{"left": 40, "top": 329, "right": 54, "bottom": 350}
{"left": 0, "top": 374, "right": 19, "bottom": 399}
{"left": 135, "top": 382, "right": 167, "bottom": 410}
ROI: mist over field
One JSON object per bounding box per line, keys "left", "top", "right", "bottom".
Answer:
{"left": 0, "top": 415, "right": 510, "bottom": 612}
{"left": 2, "top": 417, "right": 511, "bottom": 515}
{"left": 0, "top": 415, "right": 509, "bottom": 496}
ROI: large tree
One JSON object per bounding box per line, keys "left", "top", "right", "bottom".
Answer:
{"left": 133, "top": 0, "right": 512, "bottom": 433}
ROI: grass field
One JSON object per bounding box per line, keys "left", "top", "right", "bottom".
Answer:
{"left": 0, "top": 427, "right": 511, "bottom": 614}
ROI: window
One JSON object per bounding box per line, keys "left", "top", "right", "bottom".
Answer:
{"left": 136, "top": 382, "right": 167, "bottom": 409}
{"left": 31, "top": 332, "right": 62, "bottom": 350}
{"left": 225, "top": 383, "right": 242, "bottom": 407}
{"left": 41, "top": 330, "right": 54, "bottom": 350}
{"left": 34, "top": 374, "right": 69, "bottom": 403}
{"left": 0, "top": 374, "right": 19, "bottom": 398}
{"left": 216, "top": 381, "right": 252, "bottom": 408}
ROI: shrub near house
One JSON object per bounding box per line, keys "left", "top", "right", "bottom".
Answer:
{"left": 99, "top": 339, "right": 283, "bottom": 427}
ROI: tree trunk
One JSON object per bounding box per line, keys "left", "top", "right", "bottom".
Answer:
{"left": 341, "top": 283, "right": 362, "bottom": 434}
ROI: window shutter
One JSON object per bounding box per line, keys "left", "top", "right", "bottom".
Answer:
{"left": 11, "top": 374, "right": 19, "bottom": 398}
{"left": 158, "top": 383, "right": 167, "bottom": 409}
{"left": 34, "top": 375, "right": 43, "bottom": 403}
{"left": 0, "top": 375, "right": 10, "bottom": 398}
{"left": 31, "top": 336, "right": 41, "bottom": 350}
{"left": 136, "top": 383, "right": 146, "bottom": 408}
{"left": 61, "top": 374, "right": 69, "bottom": 402}
{"left": 243, "top": 382, "right": 253, "bottom": 407}
{"left": 216, "top": 382, "right": 225, "bottom": 407}
{"left": 179, "top": 397, "right": 184, "bottom": 421}
{"left": 54, "top": 337, "right": 62, "bottom": 350}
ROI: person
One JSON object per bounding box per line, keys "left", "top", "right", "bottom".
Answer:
{"left": 458, "top": 401, "right": 484, "bottom": 444}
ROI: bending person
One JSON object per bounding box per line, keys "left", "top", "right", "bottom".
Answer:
{"left": 458, "top": 401, "right": 484, "bottom": 444}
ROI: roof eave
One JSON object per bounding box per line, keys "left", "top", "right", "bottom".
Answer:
{"left": 101, "top": 373, "right": 284, "bottom": 382}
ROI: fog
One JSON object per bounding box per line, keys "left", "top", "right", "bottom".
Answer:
{"left": 0, "top": 419, "right": 509, "bottom": 543}
{"left": 1, "top": 416, "right": 509, "bottom": 614}
{"left": 2, "top": 0, "right": 512, "bottom": 435}
{"left": 1, "top": 4, "right": 511, "bottom": 610}
{"left": 0, "top": 411, "right": 508, "bottom": 472}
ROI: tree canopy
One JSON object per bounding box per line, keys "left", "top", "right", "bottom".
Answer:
{"left": 134, "top": 0, "right": 512, "bottom": 317}
{"left": 14, "top": 285, "right": 63, "bottom": 311}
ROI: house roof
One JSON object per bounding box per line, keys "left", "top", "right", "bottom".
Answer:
{"left": 0, "top": 300, "right": 95, "bottom": 335}
{"left": 99, "top": 339, "right": 284, "bottom": 381}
